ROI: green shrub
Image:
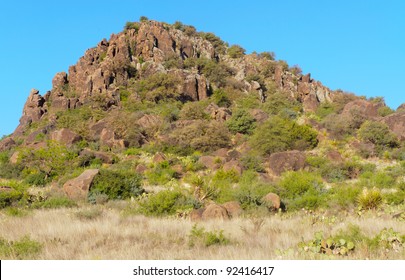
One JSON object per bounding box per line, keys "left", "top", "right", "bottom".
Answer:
{"left": 240, "top": 154, "right": 265, "bottom": 172}
{"left": 75, "top": 208, "right": 103, "bottom": 220}
{"left": 124, "top": 21, "right": 140, "bottom": 32}
{"left": 139, "top": 190, "right": 196, "bottom": 216}
{"left": 5, "top": 207, "right": 29, "bottom": 217}
{"left": 258, "top": 51, "right": 276, "bottom": 61}
{"left": 383, "top": 190, "right": 405, "bottom": 205}
{"left": 188, "top": 224, "right": 230, "bottom": 247}
{"left": 327, "top": 184, "right": 361, "bottom": 209}
{"left": 199, "top": 32, "right": 227, "bottom": 54}
{"left": 211, "top": 89, "right": 232, "bottom": 107}
{"left": 250, "top": 117, "right": 318, "bottom": 156}
{"left": 31, "top": 196, "right": 77, "bottom": 209}
{"left": 358, "top": 121, "right": 399, "bottom": 150}
{"left": 168, "top": 120, "right": 231, "bottom": 152}
{"left": 179, "top": 101, "right": 209, "bottom": 120}
{"left": 227, "top": 45, "right": 245, "bottom": 58}
{"left": 378, "top": 106, "right": 394, "bottom": 117}
{"left": 145, "top": 161, "right": 179, "bottom": 185}
{"left": 24, "top": 171, "right": 47, "bottom": 186}
{"left": 278, "top": 171, "right": 325, "bottom": 210}
{"left": 0, "top": 189, "right": 23, "bottom": 209}
{"left": 0, "top": 235, "right": 42, "bottom": 259}
{"left": 261, "top": 92, "right": 302, "bottom": 117}
{"left": 226, "top": 109, "right": 256, "bottom": 134}
{"left": 90, "top": 169, "right": 144, "bottom": 200}
{"left": 316, "top": 102, "right": 336, "bottom": 119}
{"left": 135, "top": 73, "right": 181, "bottom": 103}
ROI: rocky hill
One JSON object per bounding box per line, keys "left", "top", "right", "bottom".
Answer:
{"left": 1, "top": 18, "right": 405, "bottom": 217}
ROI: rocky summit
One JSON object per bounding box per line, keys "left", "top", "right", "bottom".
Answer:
{"left": 0, "top": 18, "right": 404, "bottom": 219}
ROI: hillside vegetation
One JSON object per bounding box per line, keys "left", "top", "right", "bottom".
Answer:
{"left": 0, "top": 17, "right": 404, "bottom": 259}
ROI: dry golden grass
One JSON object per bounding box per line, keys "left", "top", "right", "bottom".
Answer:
{"left": 0, "top": 205, "right": 404, "bottom": 260}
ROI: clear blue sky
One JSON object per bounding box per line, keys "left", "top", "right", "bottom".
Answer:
{"left": 1, "top": 0, "right": 404, "bottom": 137}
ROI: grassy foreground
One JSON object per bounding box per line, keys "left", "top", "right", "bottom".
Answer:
{"left": 0, "top": 204, "right": 404, "bottom": 260}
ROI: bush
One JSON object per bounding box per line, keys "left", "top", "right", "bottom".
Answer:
{"left": 139, "top": 190, "right": 196, "bottom": 216}
{"left": 89, "top": 169, "right": 144, "bottom": 200}
{"left": 227, "top": 45, "right": 245, "bottom": 58}
{"left": 0, "top": 189, "right": 23, "bottom": 209}
{"left": 211, "top": 89, "right": 232, "bottom": 107}
{"left": 226, "top": 109, "right": 256, "bottom": 134}
{"left": 188, "top": 224, "right": 230, "bottom": 247}
{"left": 278, "top": 171, "right": 325, "bottom": 210}
{"left": 135, "top": 73, "right": 181, "bottom": 103}
{"left": 168, "top": 120, "right": 231, "bottom": 152}
{"left": 0, "top": 235, "right": 42, "bottom": 259}
{"left": 31, "top": 196, "right": 77, "bottom": 209}
{"left": 124, "top": 22, "right": 140, "bottom": 32}
{"left": 250, "top": 117, "right": 318, "bottom": 156}
{"left": 358, "top": 121, "right": 399, "bottom": 149}
{"left": 179, "top": 101, "right": 209, "bottom": 120}
{"left": 145, "top": 161, "right": 179, "bottom": 185}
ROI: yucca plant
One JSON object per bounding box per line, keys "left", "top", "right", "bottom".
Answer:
{"left": 356, "top": 188, "right": 382, "bottom": 210}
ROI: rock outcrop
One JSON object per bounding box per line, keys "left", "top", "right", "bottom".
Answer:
{"left": 14, "top": 89, "right": 46, "bottom": 136}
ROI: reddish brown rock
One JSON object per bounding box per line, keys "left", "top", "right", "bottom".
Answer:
{"left": 301, "top": 73, "right": 311, "bottom": 83}
{"left": 9, "top": 151, "right": 20, "bottom": 165}
{"left": 0, "top": 137, "right": 16, "bottom": 151}
{"left": 14, "top": 89, "right": 46, "bottom": 136}
{"left": 135, "top": 164, "right": 148, "bottom": 174}
{"left": 51, "top": 72, "right": 68, "bottom": 96}
{"left": 267, "top": 150, "right": 306, "bottom": 176}
{"left": 205, "top": 103, "right": 232, "bottom": 122}
{"left": 202, "top": 204, "right": 229, "bottom": 220}
{"left": 303, "top": 93, "right": 319, "bottom": 112}
{"left": 382, "top": 111, "right": 405, "bottom": 140}
{"left": 223, "top": 160, "right": 244, "bottom": 175}
{"left": 80, "top": 148, "right": 114, "bottom": 164}
{"left": 153, "top": 152, "right": 167, "bottom": 163}
{"left": 326, "top": 150, "right": 343, "bottom": 162}
{"left": 99, "top": 128, "right": 128, "bottom": 149}
{"left": 262, "top": 193, "right": 281, "bottom": 211}
{"left": 198, "top": 156, "right": 224, "bottom": 170}
{"left": 63, "top": 169, "right": 99, "bottom": 200}
{"left": 136, "top": 114, "right": 162, "bottom": 129}
{"left": 213, "top": 148, "right": 228, "bottom": 158}
{"left": 190, "top": 208, "right": 204, "bottom": 221}
{"left": 341, "top": 99, "right": 381, "bottom": 120}
{"left": 222, "top": 201, "right": 242, "bottom": 218}
{"left": 182, "top": 73, "right": 210, "bottom": 101}
{"left": 50, "top": 128, "right": 82, "bottom": 146}
{"left": 250, "top": 109, "right": 268, "bottom": 123}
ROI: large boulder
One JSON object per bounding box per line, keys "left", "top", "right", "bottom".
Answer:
{"left": 222, "top": 201, "right": 242, "bottom": 218}
{"left": 267, "top": 150, "right": 306, "bottom": 176}
{"left": 261, "top": 193, "right": 281, "bottom": 211}
{"left": 50, "top": 128, "right": 82, "bottom": 146}
{"left": 202, "top": 204, "right": 230, "bottom": 220}
{"left": 341, "top": 99, "right": 381, "bottom": 120}
{"left": 382, "top": 111, "right": 405, "bottom": 140}
{"left": 198, "top": 155, "right": 224, "bottom": 170}
{"left": 190, "top": 208, "right": 204, "bottom": 222}
{"left": 63, "top": 169, "right": 99, "bottom": 200}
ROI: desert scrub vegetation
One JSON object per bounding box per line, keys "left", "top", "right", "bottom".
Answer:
{"left": 188, "top": 224, "right": 230, "bottom": 247}
{"left": 88, "top": 169, "right": 144, "bottom": 202}
{"left": 250, "top": 116, "right": 318, "bottom": 156}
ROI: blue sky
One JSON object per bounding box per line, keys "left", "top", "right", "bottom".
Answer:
{"left": 0, "top": 0, "right": 404, "bottom": 137}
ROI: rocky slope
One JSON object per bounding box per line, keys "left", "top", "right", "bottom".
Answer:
{"left": 1, "top": 19, "right": 404, "bottom": 215}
